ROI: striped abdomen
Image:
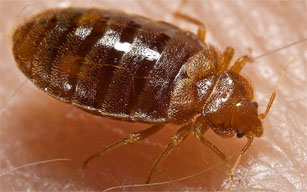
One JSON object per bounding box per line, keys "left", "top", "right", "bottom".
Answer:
{"left": 13, "top": 8, "right": 205, "bottom": 123}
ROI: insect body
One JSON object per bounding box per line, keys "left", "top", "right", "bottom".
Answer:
{"left": 13, "top": 8, "right": 207, "bottom": 122}
{"left": 12, "top": 7, "right": 277, "bottom": 188}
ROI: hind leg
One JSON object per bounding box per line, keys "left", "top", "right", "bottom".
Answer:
{"left": 174, "top": 0, "right": 206, "bottom": 41}
{"left": 83, "top": 124, "right": 165, "bottom": 168}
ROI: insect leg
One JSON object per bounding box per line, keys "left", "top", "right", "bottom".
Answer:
{"left": 83, "top": 124, "right": 165, "bottom": 168}
{"left": 146, "top": 122, "right": 193, "bottom": 184}
{"left": 218, "top": 47, "right": 235, "bottom": 74}
{"left": 174, "top": 0, "right": 206, "bottom": 41}
{"left": 229, "top": 55, "right": 251, "bottom": 73}
{"left": 194, "top": 134, "right": 230, "bottom": 169}
{"left": 193, "top": 116, "right": 231, "bottom": 171}
{"left": 228, "top": 135, "right": 254, "bottom": 190}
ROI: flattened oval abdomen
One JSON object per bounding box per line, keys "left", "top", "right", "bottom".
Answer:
{"left": 13, "top": 8, "right": 204, "bottom": 123}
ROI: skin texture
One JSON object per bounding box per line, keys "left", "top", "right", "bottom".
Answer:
{"left": 1, "top": 0, "right": 306, "bottom": 191}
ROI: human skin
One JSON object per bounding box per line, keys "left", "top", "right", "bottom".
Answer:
{"left": 0, "top": 0, "right": 306, "bottom": 191}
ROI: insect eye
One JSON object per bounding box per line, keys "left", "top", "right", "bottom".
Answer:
{"left": 236, "top": 130, "right": 244, "bottom": 138}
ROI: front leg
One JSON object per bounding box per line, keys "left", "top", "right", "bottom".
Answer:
{"left": 193, "top": 116, "right": 231, "bottom": 169}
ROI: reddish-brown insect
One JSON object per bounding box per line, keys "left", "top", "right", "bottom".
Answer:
{"left": 12, "top": 3, "right": 286, "bottom": 190}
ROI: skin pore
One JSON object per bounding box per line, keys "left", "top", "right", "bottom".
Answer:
{"left": 1, "top": 0, "right": 306, "bottom": 191}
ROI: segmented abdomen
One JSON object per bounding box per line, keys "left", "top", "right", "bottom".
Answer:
{"left": 13, "top": 8, "right": 204, "bottom": 123}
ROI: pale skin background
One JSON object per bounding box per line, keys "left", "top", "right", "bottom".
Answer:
{"left": 0, "top": 0, "right": 306, "bottom": 191}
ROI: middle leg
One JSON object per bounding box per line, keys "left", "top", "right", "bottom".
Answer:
{"left": 146, "top": 122, "right": 193, "bottom": 183}
{"left": 218, "top": 47, "right": 235, "bottom": 74}
{"left": 229, "top": 55, "right": 251, "bottom": 73}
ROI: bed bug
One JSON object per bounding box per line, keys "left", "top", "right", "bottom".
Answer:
{"left": 12, "top": 1, "right": 287, "bottom": 190}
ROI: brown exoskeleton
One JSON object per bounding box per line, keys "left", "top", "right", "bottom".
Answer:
{"left": 12, "top": 0, "right": 292, "bottom": 190}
